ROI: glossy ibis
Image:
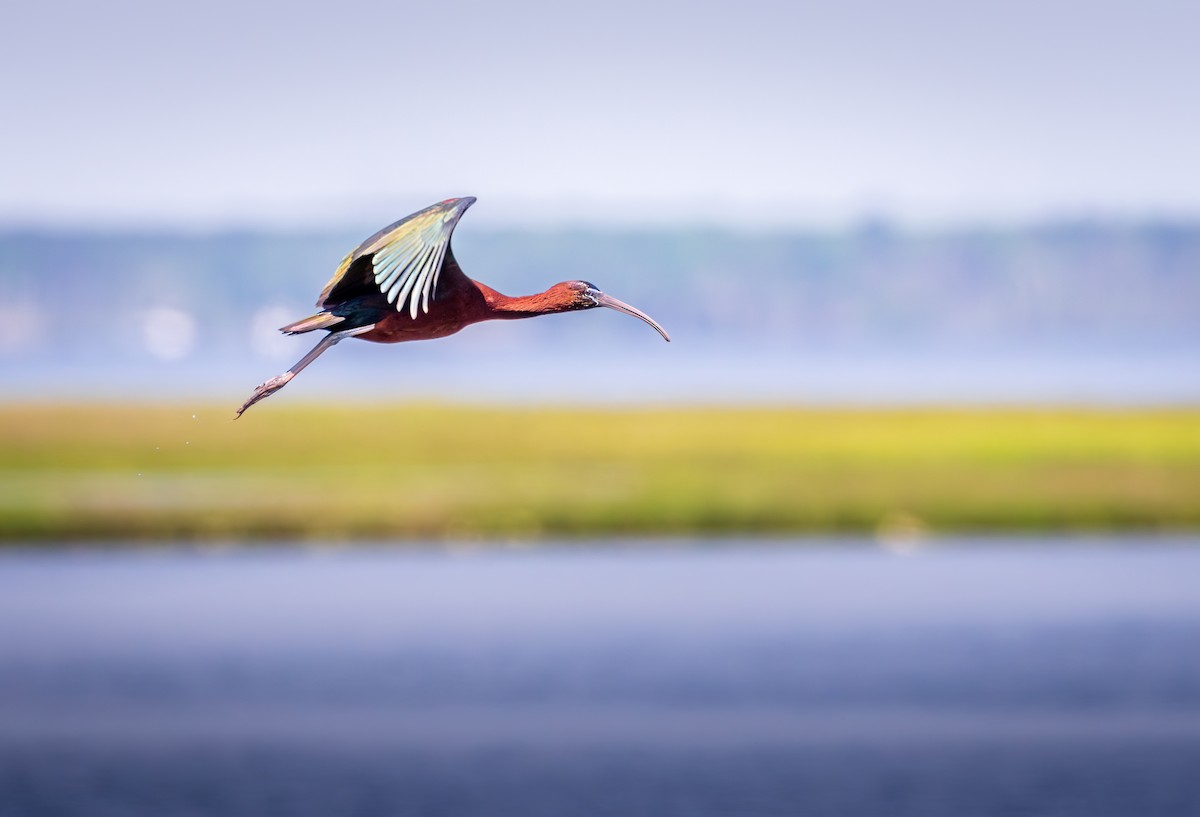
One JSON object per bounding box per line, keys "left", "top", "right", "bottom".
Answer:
{"left": 236, "top": 197, "right": 669, "bottom": 416}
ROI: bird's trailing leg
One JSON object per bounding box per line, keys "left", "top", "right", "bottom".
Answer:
{"left": 235, "top": 324, "right": 375, "bottom": 418}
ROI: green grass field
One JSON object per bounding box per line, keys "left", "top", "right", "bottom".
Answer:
{"left": 1, "top": 403, "right": 1197, "bottom": 541}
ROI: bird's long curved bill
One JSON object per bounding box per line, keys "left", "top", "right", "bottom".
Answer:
{"left": 597, "top": 294, "right": 671, "bottom": 341}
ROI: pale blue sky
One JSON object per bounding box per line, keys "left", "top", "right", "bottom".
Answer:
{"left": 2, "top": 0, "right": 1197, "bottom": 227}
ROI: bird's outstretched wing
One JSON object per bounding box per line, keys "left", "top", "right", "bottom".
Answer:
{"left": 316, "top": 198, "right": 474, "bottom": 317}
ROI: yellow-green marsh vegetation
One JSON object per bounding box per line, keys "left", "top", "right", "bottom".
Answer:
{"left": 2, "top": 404, "right": 1197, "bottom": 541}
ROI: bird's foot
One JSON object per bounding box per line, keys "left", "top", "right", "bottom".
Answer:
{"left": 235, "top": 372, "right": 294, "bottom": 418}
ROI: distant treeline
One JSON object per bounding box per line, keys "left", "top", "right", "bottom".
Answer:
{"left": 2, "top": 221, "right": 1198, "bottom": 362}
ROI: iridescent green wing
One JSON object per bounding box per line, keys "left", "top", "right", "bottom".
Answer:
{"left": 316, "top": 198, "right": 472, "bottom": 317}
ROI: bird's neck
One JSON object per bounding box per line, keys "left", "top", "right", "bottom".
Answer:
{"left": 474, "top": 282, "right": 573, "bottom": 319}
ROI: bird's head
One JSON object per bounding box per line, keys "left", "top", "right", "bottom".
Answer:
{"left": 555, "top": 281, "right": 670, "bottom": 341}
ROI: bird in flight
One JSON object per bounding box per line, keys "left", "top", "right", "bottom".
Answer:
{"left": 236, "top": 197, "right": 669, "bottom": 417}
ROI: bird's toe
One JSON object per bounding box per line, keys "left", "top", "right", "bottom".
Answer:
{"left": 235, "top": 373, "right": 294, "bottom": 418}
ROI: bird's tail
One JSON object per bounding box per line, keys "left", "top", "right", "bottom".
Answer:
{"left": 279, "top": 312, "right": 345, "bottom": 335}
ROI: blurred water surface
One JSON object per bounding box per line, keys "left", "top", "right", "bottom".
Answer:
{"left": 1, "top": 539, "right": 1199, "bottom": 817}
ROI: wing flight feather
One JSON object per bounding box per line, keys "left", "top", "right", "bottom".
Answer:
{"left": 315, "top": 198, "right": 474, "bottom": 315}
